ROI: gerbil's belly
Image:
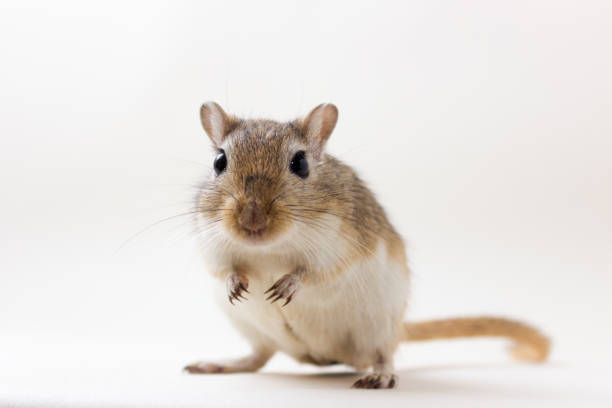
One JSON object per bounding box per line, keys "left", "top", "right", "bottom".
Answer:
{"left": 215, "top": 243, "right": 409, "bottom": 369}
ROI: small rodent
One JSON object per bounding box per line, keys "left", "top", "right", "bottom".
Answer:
{"left": 184, "top": 102, "right": 550, "bottom": 389}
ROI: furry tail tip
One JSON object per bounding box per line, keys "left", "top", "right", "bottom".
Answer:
{"left": 403, "top": 316, "right": 550, "bottom": 362}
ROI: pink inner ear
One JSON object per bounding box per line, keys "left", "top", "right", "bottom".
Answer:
{"left": 200, "top": 102, "right": 232, "bottom": 146}
{"left": 305, "top": 103, "right": 338, "bottom": 159}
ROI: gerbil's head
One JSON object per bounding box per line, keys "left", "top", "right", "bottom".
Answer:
{"left": 195, "top": 102, "right": 339, "bottom": 247}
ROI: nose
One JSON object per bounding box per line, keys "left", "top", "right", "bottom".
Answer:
{"left": 239, "top": 201, "right": 267, "bottom": 233}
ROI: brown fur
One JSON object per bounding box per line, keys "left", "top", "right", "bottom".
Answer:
{"left": 196, "top": 116, "right": 404, "bottom": 283}
{"left": 197, "top": 107, "right": 550, "bottom": 356}
{"left": 404, "top": 317, "right": 550, "bottom": 362}
{"left": 190, "top": 102, "right": 550, "bottom": 389}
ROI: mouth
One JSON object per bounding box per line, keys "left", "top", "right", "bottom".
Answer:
{"left": 241, "top": 226, "right": 268, "bottom": 241}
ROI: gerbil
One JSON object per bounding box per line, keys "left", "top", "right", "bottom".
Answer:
{"left": 184, "top": 102, "right": 550, "bottom": 389}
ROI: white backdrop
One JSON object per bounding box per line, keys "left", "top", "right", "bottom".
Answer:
{"left": 0, "top": 1, "right": 610, "bottom": 406}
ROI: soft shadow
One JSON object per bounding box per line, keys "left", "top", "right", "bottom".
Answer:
{"left": 253, "top": 362, "right": 562, "bottom": 396}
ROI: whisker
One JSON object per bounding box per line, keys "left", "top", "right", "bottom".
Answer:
{"left": 118, "top": 210, "right": 200, "bottom": 252}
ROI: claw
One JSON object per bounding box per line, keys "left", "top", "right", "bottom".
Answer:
{"left": 264, "top": 272, "right": 302, "bottom": 305}
{"left": 226, "top": 274, "right": 249, "bottom": 304}
{"left": 351, "top": 373, "right": 396, "bottom": 389}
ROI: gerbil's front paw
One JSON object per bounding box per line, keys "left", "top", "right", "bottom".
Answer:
{"left": 351, "top": 373, "right": 397, "bottom": 389}
{"left": 264, "top": 273, "right": 301, "bottom": 306}
{"left": 226, "top": 273, "right": 249, "bottom": 305}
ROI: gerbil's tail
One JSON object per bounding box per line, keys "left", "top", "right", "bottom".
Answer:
{"left": 402, "top": 316, "right": 550, "bottom": 362}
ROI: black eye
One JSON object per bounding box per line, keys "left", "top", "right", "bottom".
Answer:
{"left": 290, "top": 151, "right": 309, "bottom": 179}
{"left": 214, "top": 150, "right": 227, "bottom": 175}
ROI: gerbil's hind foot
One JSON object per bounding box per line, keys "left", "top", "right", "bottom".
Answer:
{"left": 184, "top": 350, "right": 273, "bottom": 374}
{"left": 351, "top": 373, "right": 397, "bottom": 389}
{"left": 352, "top": 352, "right": 397, "bottom": 389}
{"left": 184, "top": 361, "right": 225, "bottom": 374}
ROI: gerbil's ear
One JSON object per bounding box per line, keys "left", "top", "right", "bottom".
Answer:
{"left": 200, "top": 102, "right": 237, "bottom": 146}
{"left": 301, "top": 103, "right": 338, "bottom": 160}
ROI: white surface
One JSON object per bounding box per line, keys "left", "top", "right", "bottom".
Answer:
{"left": 1, "top": 338, "right": 611, "bottom": 408}
{"left": 1, "top": 0, "right": 611, "bottom": 407}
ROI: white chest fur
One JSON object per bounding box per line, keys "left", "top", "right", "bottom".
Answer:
{"left": 211, "top": 242, "right": 409, "bottom": 369}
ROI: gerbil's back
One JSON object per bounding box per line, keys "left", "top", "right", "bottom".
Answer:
{"left": 310, "top": 154, "right": 406, "bottom": 265}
